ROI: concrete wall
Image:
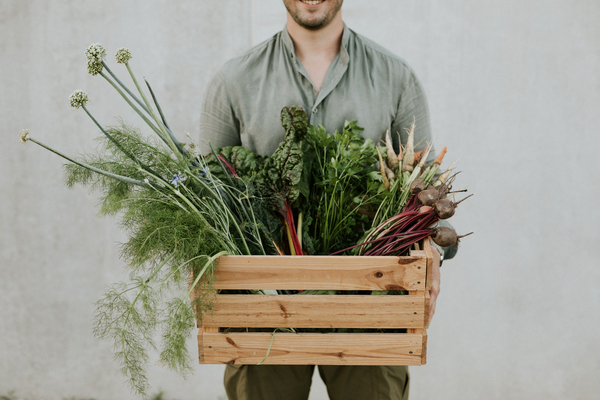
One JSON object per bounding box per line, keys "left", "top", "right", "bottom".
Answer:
{"left": 2, "top": 1, "right": 599, "bottom": 399}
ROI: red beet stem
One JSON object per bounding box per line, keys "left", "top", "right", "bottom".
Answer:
{"left": 217, "top": 154, "right": 239, "bottom": 178}
{"left": 365, "top": 230, "right": 432, "bottom": 256}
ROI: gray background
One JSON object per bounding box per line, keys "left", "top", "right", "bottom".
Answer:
{"left": 2, "top": 0, "right": 599, "bottom": 399}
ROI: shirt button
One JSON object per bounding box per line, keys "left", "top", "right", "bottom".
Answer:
{"left": 312, "top": 107, "right": 318, "bottom": 113}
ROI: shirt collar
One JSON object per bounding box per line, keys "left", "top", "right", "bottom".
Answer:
{"left": 282, "top": 23, "right": 351, "bottom": 65}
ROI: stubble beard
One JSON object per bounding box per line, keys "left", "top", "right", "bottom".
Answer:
{"left": 284, "top": 0, "right": 344, "bottom": 31}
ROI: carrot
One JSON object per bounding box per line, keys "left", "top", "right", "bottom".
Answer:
{"left": 433, "top": 159, "right": 459, "bottom": 187}
{"left": 401, "top": 119, "right": 415, "bottom": 172}
{"left": 414, "top": 150, "right": 422, "bottom": 165}
{"left": 385, "top": 129, "right": 399, "bottom": 172}
{"left": 433, "top": 146, "right": 447, "bottom": 166}
{"left": 396, "top": 132, "right": 403, "bottom": 162}
{"left": 417, "top": 143, "right": 433, "bottom": 169}
{"left": 384, "top": 165, "right": 395, "bottom": 181}
{"left": 377, "top": 147, "right": 390, "bottom": 190}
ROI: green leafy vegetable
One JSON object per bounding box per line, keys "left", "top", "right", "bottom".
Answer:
{"left": 303, "top": 120, "right": 384, "bottom": 254}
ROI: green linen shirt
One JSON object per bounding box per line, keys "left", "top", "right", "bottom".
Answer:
{"left": 199, "top": 23, "right": 457, "bottom": 260}
{"left": 200, "top": 24, "right": 434, "bottom": 159}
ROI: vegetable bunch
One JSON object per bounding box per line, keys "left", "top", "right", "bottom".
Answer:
{"left": 342, "top": 121, "right": 473, "bottom": 257}
{"left": 19, "top": 44, "right": 472, "bottom": 396}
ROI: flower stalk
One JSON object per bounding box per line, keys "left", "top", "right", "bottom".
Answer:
{"left": 21, "top": 132, "right": 149, "bottom": 188}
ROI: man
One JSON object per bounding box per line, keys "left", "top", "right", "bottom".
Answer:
{"left": 200, "top": 1, "right": 454, "bottom": 398}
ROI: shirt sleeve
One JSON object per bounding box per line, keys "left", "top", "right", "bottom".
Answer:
{"left": 392, "top": 68, "right": 459, "bottom": 261}
{"left": 391, "top": 68, "right": 436, "bottom": 166}
{"left": 199, "top": 69, "right": 241, "bottom": 154}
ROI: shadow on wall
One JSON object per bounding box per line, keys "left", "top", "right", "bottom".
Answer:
{"left": 0, "top": 390, "right": 211, "bottom": 400}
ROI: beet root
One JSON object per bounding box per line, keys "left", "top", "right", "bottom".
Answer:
{"left": 431, "top": 227, "right": 458, "bottom": 247}
{"left": 431, "top": 227, "right": 473, "bottom": 247}
{"left": 410, "top": 178, "right": 426, "bottom": 194}
{"left": 434, "top": 193, "right": 473, "bottom": 219}
{"left": 434, "top": 198, "right": 455, "bottom": 219}
{"left": 417, "top": 188, "right": 440, "bottom": 206}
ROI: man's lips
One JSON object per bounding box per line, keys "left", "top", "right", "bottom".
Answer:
{"left": 299, "top": 0, "right": 326, "bottom": 5}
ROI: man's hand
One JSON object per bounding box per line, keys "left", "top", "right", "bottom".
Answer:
{"left": 428, "top": 246, "right": 441, "bottom": 327}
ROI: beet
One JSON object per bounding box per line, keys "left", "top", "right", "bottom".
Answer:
{"left": 410, "top": 178, "right": 426, "bottom": 194}
{"left": 431, "top": 227, "right": 473, "bottom": 247}
{"left": 417, "top": 188, "right": 440, "bottom": 206}
{"left": 434, "top": 198, "right": 455, "bottom": 219}
{"left": 434, "top": 193, "right": 473, "bottom": 219}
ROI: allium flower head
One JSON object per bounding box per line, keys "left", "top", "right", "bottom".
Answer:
{"left": 85, "top": 43, "right": 106, "bottom": 62}
{"left": 69, "top": 90, "right": 89, "bottom": 109}
{"left": 19, "top": 129, "right": 30, "bottom": 144}
{"left": 115, "top": 47, "right": 132, "bottom": 64}
{"left": 87, "top": 59, "right": 103, "bottom": 75}
{"left": 85, "top": 43, "right": 106, "bottom": 75}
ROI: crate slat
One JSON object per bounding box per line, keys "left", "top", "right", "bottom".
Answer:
{"left": 421, "top": 331, "right": 428, "bottom": 364}
{"left": 414, "top": 239, "right": 434, "bottom": 290}
{"left": 202, "top": 294, "right": 427, "bottom": 329}
{"left": 214, "top": 255, "right": 426, "bottom": 291}
{"left": 199, "top": 332, "right": 426, "bottom": 365}
{"left": 197, "top": 250, "right": 432, "bottom": 366}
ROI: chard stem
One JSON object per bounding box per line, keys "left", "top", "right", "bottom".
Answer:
{"left": 284, "top": 220, "right": 296, "bottom": 256}
{"left": 297, "top": 211, "right": 303, "bottom": 248}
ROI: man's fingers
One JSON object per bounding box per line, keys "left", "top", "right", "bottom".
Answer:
{"left": 428, "top": 299, "right": 437, "bottom": 325}
{"left": 431, "top": 283, "right": 440, "bottom": 299}
{"left": 427, "top": 244, "right": 441, "bottom": 326}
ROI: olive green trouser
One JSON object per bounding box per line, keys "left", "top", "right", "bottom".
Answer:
{"left": 224, "top": 365, "right": 410, "bottom": 400}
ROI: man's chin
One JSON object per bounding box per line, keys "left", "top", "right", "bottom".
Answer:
{"left": 294, "top": 17, "right": 326, "bottom": 30}
{"left": 284, "top": 0, "right": 342, "bottom": 30}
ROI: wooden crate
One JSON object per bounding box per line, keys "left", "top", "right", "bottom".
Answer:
{"left": 196, "top": 241, "right": 432, "bottom": 366}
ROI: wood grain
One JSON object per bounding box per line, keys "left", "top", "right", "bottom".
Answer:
{"left": 203, "top": 295, "right": 427, "bottom": 329}
{"left": 423, "top": 239, "right": 433, "bottom": 291}
{"left": 197, "top": 326, "right": 219, "bottom": 363}
{"left": 197, "top": 252, "right": 432, "bottom": 366}
{"left": 214, "top": 255, "right": 427, "bottom": 291}
{"left": 424, "top": 290, "right": 431, "bottom": 329}
{"left": 406, "top": 290, "right": 425, "bottom": 335}
{"left": 421, "top": 330, "right": 428, "bottom": 365}
{"left": 407, "top": 242, "right": 431, "bottom": 333}
{"left": 200, "top": 332, "right": 425, "bottom": 365}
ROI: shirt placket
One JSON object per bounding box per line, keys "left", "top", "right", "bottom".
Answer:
{"left": 290, "top": 57, "right": 319, "bottom": 125}
{"left": 312, "top": 53, "right": 348, "bottom": 126}
{"left": 290, "top": 47, "right": 349, "bottom": 127}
